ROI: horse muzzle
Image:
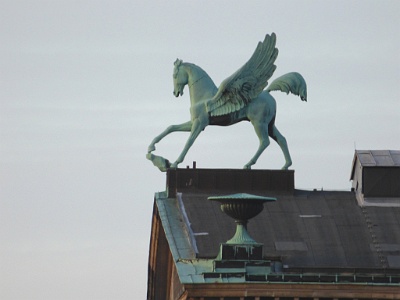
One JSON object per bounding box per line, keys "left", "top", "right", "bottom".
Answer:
{"left": 173, "top": 90, "right": 183, "bottom": 97}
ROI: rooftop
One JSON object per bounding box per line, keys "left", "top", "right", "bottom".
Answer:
{"left": 153, "top": 169, "right": 400, "bottom": 286}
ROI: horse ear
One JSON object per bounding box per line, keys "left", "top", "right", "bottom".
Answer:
{"left": 174, "top": 59, "right": 182, "bottom": 66}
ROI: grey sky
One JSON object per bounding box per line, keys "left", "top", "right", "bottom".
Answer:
{"left": 1, "top": 1, "right": 399, "bottom": 299}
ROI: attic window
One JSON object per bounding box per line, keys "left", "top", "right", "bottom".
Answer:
{"left": 350, "top": 150, "right": 400, "bottom": 207}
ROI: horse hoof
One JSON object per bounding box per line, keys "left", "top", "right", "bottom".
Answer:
{"left": 148, "top": 145, "right": 156, "bottom": 153}
{"left": 281, "top": 162, "right": 292, "bottom": 170}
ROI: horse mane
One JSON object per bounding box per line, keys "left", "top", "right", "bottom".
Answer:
{"left": 183, "top": 62, "right": 216, "bottom": 89}
{"left": 174, "top": 59, "right": 210, "bottom": 81}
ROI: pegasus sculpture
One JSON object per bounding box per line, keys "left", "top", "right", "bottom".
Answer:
{"left": 147, "top": 33, "right": 307, "bottom": 171}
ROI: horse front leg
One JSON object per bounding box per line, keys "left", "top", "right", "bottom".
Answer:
{"left": 170, "top": 119, "right": 205, "bottom": 169}
{"left": 147, "top": 121, "right": 192, "bottom": 153}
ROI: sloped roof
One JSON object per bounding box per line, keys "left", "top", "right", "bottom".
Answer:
{"left": 350, "top": 150, "right": 400, "bottom": 179}
{"left": 179, "top": 189, "right": 400, "bottom": 269}
{"left": 356, "top": 150, "right": 400, "bottom": 166}
{"left": 153, "top": 169, "right": 400, "bottom": 286}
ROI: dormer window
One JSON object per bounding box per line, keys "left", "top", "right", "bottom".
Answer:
{"left": 350, "top": 150, "right": 400, "bottom": 207}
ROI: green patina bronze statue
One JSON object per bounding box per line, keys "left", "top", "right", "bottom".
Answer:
{"left": 147, "top": 33, "right": 307, "bottom": 171}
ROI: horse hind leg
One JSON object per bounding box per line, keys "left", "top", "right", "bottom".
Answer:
{"left": 244, "top": 121, "right": 270, "bottom": 169}
{"left": 270, "top": 124, "right": 292, "bottom": 170}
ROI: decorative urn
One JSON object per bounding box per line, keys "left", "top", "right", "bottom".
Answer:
{"left": 208, "top": 193, "right": 276, "bottom": 245}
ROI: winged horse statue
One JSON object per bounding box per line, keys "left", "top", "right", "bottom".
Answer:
{"left": 147, "top": 33, "right": 307, "bottom": 171}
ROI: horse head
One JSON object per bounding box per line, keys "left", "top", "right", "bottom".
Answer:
{"left": 173, "top": 59, "right": 187, "bottom": 97}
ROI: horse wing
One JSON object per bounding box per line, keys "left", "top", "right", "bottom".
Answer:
{"left": 206, "top": 33, "right": 278, "bottom": 117}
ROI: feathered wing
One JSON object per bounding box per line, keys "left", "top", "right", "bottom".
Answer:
{"left": 206, "top": 33, "right": 278, "bottom": 117}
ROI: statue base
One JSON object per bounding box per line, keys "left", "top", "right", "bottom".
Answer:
{"left": 166, "top": 168, "right": 294, "bottom": 197}
{"left": 146, "top": 153, "right": 170, "bottom": 172}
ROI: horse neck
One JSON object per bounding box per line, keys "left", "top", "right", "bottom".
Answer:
{"left": 183, "top": 63, "right": 217, "bottom": 104}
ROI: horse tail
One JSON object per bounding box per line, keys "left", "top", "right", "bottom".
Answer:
{"left": 266, "top": 72, "right": 307, "bottom": 101}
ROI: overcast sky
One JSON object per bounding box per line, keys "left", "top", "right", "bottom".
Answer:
{"left": 1, "top": 1, "right": 399, "bottom": 299}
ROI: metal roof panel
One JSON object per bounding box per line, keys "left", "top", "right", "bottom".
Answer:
{"left": 355, "top": 150, "right": 400, "bottom": 167}
{"left": 170, "top": 189, "right": 400, "bottom": 270}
